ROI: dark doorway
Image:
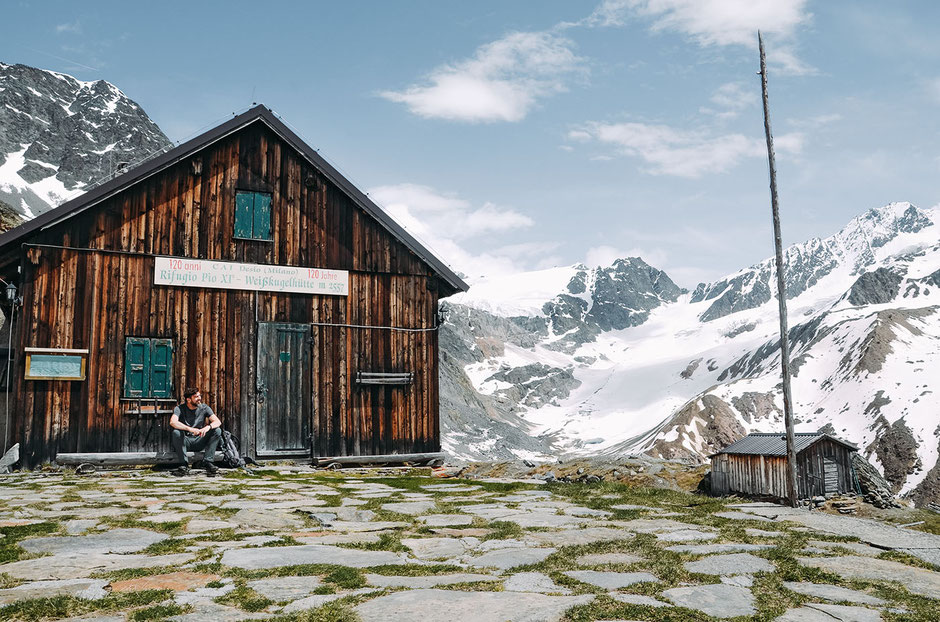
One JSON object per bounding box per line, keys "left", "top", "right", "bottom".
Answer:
{"left": 256, "top": 322, "right": 311, "bottom": 456}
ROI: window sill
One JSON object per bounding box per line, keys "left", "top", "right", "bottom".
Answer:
{"left": 233, "top": 237, "right": 274, "bottom": 243}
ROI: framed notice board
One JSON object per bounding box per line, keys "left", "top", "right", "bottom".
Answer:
{"left": 24, "top": 347, "right": 88, "bottom": 381}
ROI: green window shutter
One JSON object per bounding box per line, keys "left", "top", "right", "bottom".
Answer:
{"left": 254, "top": 192, "right": 272, "bottom": 240}
{"left": 124, "top": 338, "right": 151, "bottom": 397}
{"left": 234, "top": 191, "right": 253, "bottom": 238}
{"left": 149, "top": 339, "right": 173, "bottom": 398}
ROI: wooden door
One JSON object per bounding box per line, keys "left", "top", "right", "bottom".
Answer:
{"left": 256, "top": 322, "right": 311, "bottom": 455}
{"left": 823, "top": 458, "right": 840, "bottom": 494}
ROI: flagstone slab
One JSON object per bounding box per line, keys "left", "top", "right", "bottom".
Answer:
{"left": 402, "top": 537, "right": 477, "bottom": 560}
{"left": 807, "top": 540, "right": 885, "bottom": 557}
{"left": 0, "top": 552, "right": 193, "bottom": 580}
{"left": 655, "top": 529, "right": 719, "bottom": 542}
{"left": 168, "top": 502, "right": 208, "bottom": 511}
{"left": 366, "top": 573, "right": 499, "bottom": 588}
{"left": 610, "top": 504, "right": 657, "bottom": 511}
{"left": 18, "top": 528, "right": 167, "bottom": 555}
{"left": 775, "top": 604, "right": 884, "bottom": 621}
{"left": 140, "top": 511, "right": 192, "bottom": 523}
{"left": 504, "top": 511, "right": 589, "bottom": 528}
{"left": 782, "top": 582, "right": 886, "bottom": 605}
{"left": 531, "top": 527, "right": 635, "bottom": 547}
{"left": 318, "top": 520, "right": 409, "bottom": 532}
{"left": 467, "top": 547, "right": 557, "bottom": 570}
{"left": 431, "top": 527, "right": 492, "bottom": 538}
{"left": 247, "top": 576, "right": 323, "bottom": 601}
{"left": 0, "top": 578, "right": 109, "bottom": 604}
{"left": 282, "top": 588, "right": 375, "bottom": 613}
{"left": 797, "top": 556, "right": 940, "bottom": 599}
{"left": 576, "top": 552, "right": 644, "bottom": 566}
{"left": 421, "top": 484, "right": 481, "bottom": 491}
{"left": 185, "top": 519, "right": 238, "bottom": 533}
{"left": 746, "top": 528, "right": 787, "bottom": 538}
{"left": 608, "top": 593, "right": 671, "bottom": 607}
{"left": 381, "top": 501, "right": 436, "bottom": 515}
{"left": 63, "top": 519, "right": 99, "bottom": 535}
{"left": 684, "top": 552, "right": 774, "bottom": 575}
{"left": 220, "top": 544, "right": 408, "bottom": 569}
{"left": 564, "top": 570, "right": 658, "bottom": 589}
{"left": 663, "top": 583, "right": 756, "bottom": 618}
{"left": 230, "top": 508, "right": 304, "bottom": 530}
{"left": 169, "top": 599, "right": 272, "bottom": 621}
{"left": 666, "top": 543, "right": 774, "bottom": 554}
{"left": 614, "top": 518, "right": 698, "bottom": 533}
{"left": 715, "top": 511, "right": 775, "bottom": 522}
{"left": 420, "top": 514, "right": 474, "bottom": 527}
{"left": 505, "top": 572, "right": 572, "bottom": 594}
{"left": 293, "top": 531, "right": 382, "bottom": 545}
{"left": 355, "top": 589, "right": 594, "bottom": 622}
{"left": 110, "top": 571, "right": 219, "bottom": 592}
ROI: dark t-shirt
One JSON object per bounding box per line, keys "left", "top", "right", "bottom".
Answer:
{"left": 173, "top": 402, "right": 215, "bottom": 432}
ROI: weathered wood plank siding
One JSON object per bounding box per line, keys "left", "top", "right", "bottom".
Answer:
{"left": 9, "top": 122, "right": 443, "bottom": 466}
{"left": 710, "top": 438, "right": 856, "bottom": 500}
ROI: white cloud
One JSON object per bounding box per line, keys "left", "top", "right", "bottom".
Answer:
{"left": 368, "top": 183, "right": 546, "bottom": 279}
{"left": 621, "top": 0, "right": 810, "bottom": 47}
{"left": 380, "top": 31, "right": 585, "bottom": 122}
{"left": 569, "top": 121, "right": 803, "bottom": 177}
{"left": 585, "top": 0, "right": 813, "bottom": 74}
{"left": 700, "top": 82, "right": 758, "bottom": 119}
{"left": 786, "top": 113, "right": 842, "bottom": 130}
{"left": 55, "top": 21, "right": 82, "bottom": 34}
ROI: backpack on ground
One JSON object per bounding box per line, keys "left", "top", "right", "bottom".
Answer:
{"left": 218, "top": 429, "right": 246, "bottom": 468}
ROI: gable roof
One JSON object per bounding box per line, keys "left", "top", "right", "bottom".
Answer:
{"left": 0, "top": 104, "right": 468, "bottom": 294}
{"left": 712, "top": 432, "right": 858, "bottom": 457}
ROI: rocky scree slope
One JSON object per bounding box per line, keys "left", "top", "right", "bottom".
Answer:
{"left": 440, "top": 203, "right": 940, "bottom": 506}
{"left": 0, "top": 62, "right": 171, "bottom": 226}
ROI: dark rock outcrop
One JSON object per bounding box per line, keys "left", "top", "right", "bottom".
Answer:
{"left": 845, "top": 268, "right": 903, "bottom": 306}
{"left": 851, "top": 452, "right": 899, "bottom": 508}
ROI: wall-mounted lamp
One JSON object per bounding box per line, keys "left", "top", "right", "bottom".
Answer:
{"left": 4, "top": 282, "right": 18, "bottom": 306}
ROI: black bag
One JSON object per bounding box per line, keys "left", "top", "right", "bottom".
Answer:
{"left": 218, "top": 430, "right": 245, "bottom": 468}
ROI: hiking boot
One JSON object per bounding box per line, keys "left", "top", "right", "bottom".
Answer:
{"left": 203, "top": 461, "right": 219, "bottom": 476}
{"left": 172, "top": 465, "right": 190, "bottom": 477}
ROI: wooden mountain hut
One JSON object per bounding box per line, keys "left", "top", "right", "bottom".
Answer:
{"left": 0, "top": 105, "right": 468, "bottom": 468}
{"left": 710, "top": 432, "right": 858, "bottom": 500}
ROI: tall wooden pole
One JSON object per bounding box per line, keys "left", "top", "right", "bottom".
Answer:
{"left": 758, "top": 31, "right": 799, "bottom": 508}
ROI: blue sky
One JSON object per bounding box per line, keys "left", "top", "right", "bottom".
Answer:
{"left": 4, "top": 1, "right": 940, "bottom": 286}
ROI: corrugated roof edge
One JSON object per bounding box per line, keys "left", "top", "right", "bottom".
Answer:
{"left": 0, "top": 104, "right": 468, "bottom": 295}
{"left": 708, "top": 432, "right": 858, "bottom": 458}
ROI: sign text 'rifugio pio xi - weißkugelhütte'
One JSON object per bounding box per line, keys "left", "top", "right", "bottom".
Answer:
{"left": 153, "top": 257, "right": 348, "bottom": 296}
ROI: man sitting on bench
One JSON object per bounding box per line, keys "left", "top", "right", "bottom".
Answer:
{"left": 170, "top": 387, "right": 222, "bottom": 475}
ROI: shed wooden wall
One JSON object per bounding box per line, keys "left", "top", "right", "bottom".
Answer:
{"left": 711, "top": 440, "right": 856, "bottom": 499}
{"left": 8, "top": 121, "right": 443, "bottom": 466}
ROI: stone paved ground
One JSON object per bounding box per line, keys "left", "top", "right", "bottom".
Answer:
{"left": 0, "top": 467, "right": 938, "bottom": 621}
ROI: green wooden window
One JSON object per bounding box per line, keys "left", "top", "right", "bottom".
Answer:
{"left": 234, "top": 191, "right": 272, "bottom": 240}
{"left": 124, "top": 338, "right": 173, "bottom": 398}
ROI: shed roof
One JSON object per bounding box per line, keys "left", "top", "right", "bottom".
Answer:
{"left": 712, "top": 432, "right": 858, "bottom": 457}
{"left": 0, "top": 104, "right": 468, "bottom": 295}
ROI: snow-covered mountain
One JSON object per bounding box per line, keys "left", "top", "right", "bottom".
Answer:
{"left": 441, "top": 202, "right": 940, "bottom": 506}
{"left": 0, "top": 62, "right": 171, "bottom": 224}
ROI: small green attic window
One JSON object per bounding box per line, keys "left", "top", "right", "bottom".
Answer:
{"left": 234, "top": 191, "right": 272, "bottom": 240}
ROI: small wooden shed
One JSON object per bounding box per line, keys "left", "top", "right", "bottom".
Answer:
{"left": 710, "top": 432, "right": 858, "bottom": 499}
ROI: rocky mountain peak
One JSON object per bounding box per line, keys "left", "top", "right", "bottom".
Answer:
{"left": 0, "top": 62, "right": 172, "bottom": 220}
{"left": 689, "top": 202, "right": 936, "bottom": 322}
